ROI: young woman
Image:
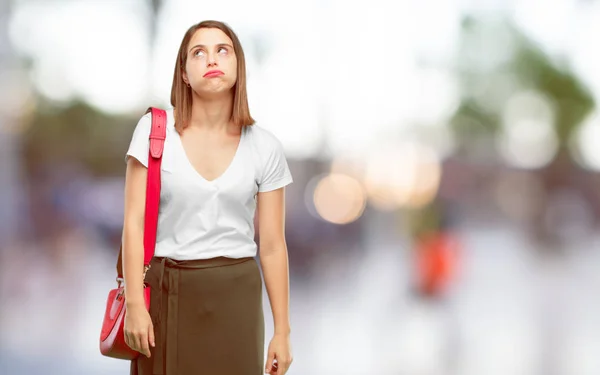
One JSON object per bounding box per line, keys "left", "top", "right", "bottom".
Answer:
{"left": 121, "top": 20, "right": 294, "bottom": 375}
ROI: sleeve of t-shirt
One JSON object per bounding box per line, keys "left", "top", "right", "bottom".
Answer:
{"left": 258, "top": 133, "right": 293, "bottom": 193}
{"left": 124, "top": 112, "right": 152, "bottom": 168}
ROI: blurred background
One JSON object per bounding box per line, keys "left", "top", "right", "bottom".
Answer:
{"left": 2, "top": 0, "right": 600, "bottom": 374}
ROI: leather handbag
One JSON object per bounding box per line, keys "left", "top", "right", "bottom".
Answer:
{"left": 99, "top": 107, "right": 167, "bottom": 359}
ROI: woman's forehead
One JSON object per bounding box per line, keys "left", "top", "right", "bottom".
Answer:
{"left": 189, "top": 28, "right": 233, "bottom": 46}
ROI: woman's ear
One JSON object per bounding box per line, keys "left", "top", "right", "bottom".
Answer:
{"left": 182, "top": 69, "right": 189, "bottom": 86}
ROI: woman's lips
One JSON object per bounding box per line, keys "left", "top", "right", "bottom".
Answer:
{"left": 203, "top": 70, "right": 224, "bottom": 78}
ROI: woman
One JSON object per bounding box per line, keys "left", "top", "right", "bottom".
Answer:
{"left": 122, "top": 20, "right": 294, "bottom": 375}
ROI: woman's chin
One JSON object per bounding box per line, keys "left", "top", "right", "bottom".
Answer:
{"left": 195, "top": 85, "right": 235, "bottom": 99}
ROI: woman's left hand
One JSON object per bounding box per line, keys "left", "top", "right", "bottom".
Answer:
{"left": 265, "top": 333, "right": 293, "bottom": 374}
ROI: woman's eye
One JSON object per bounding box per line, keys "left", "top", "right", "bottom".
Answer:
{"left": 194, "top": 49, "right": 205, "bottom": 57}
{"left": 218, "top": 47, "right": 228, "bottom": 54}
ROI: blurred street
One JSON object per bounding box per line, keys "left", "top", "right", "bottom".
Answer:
{"left": 2, "top": 0, "right": 600, "bottom": 374}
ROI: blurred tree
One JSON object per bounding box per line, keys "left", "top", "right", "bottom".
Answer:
{"left": 1, "top": 0, "right": 28, "bottom": 244}
{"left": 451, "top": 16, "right": 594, "bottom": 149}
{"left": 14, "top": 0, "right": 168, "bottom": 243}
{"left": 512, "top": 36, "right": 594, "bottom": 144}
{"left": 21, "top": 99, "right": 139, "bottom": 177}
{"left": 20, "top": 0, "right": 168, "bottom": 179}
{"left": 410, "top": 15, "right": 596, "bottom": 249}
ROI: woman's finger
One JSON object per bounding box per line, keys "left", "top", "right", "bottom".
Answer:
{"left": 265, "top": 351, "right": 276, "bottom": 373}
{"left": 125, "top": 332, "right": 135, "bottom": 350}
{"left": 279, "top": 358, "right": 289, "bottom": 374}
{"left": 138, "top": 332, "right": 151, "bottom": 357}
{"left": 148, "top": 322, "right": 155, "bottom": 348}
{"left": 127, "top": 333, "right": 138, "bottom": 352}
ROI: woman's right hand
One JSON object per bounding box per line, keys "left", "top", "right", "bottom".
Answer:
{"left": 124, "top": 303, "right": 155, "bottom": 358}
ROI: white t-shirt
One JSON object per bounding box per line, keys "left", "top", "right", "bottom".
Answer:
{"left": 124, "top": 108, "right": 293, "bottom": 260}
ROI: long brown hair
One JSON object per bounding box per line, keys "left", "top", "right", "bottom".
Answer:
{"left": 170, "top": 20, "right": 254, "bottom": 132}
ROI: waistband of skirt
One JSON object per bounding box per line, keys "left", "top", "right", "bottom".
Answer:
{"left": 150, "top": 255, "right": 254, "bottom": 270}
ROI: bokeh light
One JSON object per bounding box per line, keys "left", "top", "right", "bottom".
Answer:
{"left": 309, "top": 173, "right": 366, "bottom": 225}
{"left": 570, "top": 111, "right": 600, "bottom": 171}
{"left": 363, "top": 141, "right": 442, "bottom": 210}
{"left": 497, "top": 90, "right": 559, "bottom": 169}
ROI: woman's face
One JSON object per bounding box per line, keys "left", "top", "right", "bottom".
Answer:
{"left": 183, "top": 28, "right": 238, "bottom": 96}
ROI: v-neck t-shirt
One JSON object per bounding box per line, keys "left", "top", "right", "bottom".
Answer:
{"left": 124, "top": 108, "right": 293, "bottom": 260}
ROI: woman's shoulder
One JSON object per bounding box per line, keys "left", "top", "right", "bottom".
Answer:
{"left": 134, "top": 107, "right": 175, "bottom": 131}
{"left": 155, "top": 107, "right": 176, "bottom": 132}
{"left": 245, "top": 123, "right": 283, "bottom": 149}
{"left": 165, "top": 108, "right": 176, "bottom": 131}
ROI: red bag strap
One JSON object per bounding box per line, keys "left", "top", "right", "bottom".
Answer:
{"left": 116, "top": 107, "right": 167, "bottom": 279}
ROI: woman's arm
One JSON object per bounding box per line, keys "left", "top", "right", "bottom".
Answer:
{"left": 257, "top": 187, "right": 291, "bottom": 335}
{"left": 122, "top": 158, "right": 147, "bottom": 307}
{"left": 258, "top": 186, "right": 293, "bottom": 373}
{"left": 122, "top": 157, "right": 155, "bottom": 357}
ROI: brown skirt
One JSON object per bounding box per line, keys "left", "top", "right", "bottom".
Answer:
{"left": 131, "top": 256, "right": 265, "bottom": 375}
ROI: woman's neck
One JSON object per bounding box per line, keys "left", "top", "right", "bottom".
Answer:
{"left": 189, "top": 92, "right": 234, "bottom": 132}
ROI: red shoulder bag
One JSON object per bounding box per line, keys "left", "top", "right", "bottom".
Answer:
{"left": 99, "top": 107, "right": 167, "bottom": 359}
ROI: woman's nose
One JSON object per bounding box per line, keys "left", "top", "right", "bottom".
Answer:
{"left": 207, "top": 54, "right": 217, "bottom": 67}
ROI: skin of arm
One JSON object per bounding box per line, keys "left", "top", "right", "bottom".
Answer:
{"left": 122, "top": 158, "right": 148, "bottom": 307}
{"left": 257, "top": 187, "right": 291, "bottom": 336}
